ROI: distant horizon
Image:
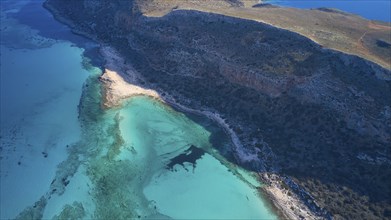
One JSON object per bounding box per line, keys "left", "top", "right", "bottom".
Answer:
{"left": 264, "top": 0, "right": 391, "bottom": 22}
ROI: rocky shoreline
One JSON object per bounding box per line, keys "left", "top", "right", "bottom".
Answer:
{"left": 43, "top": 1, "right": 99, "bottom": 43}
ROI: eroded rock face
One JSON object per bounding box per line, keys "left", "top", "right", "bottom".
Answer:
{"left": 45, "top": 0, "right": 391, "bottom": 219}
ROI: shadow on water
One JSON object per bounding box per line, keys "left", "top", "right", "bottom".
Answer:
{"left": 166, "top": 144, "right": 206, "bottom": 171}
{"left": 173, "top": 106, "right": 267, "bottom": 174}
{"left": 177, "top": 110, "right": 238, "bottom": 164}
{"left": 7, "top": 0, "right": 104, "bottom": 68}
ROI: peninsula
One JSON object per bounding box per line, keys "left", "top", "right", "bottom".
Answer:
{"left": 44, "top": 0, "right": 391, "bottom": 219}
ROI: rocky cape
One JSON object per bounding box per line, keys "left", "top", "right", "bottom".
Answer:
{"left": 45, "top": 0, "right": 391, "bottom": 219}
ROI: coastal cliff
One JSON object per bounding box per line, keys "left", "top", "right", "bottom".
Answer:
{"left": 44, "top": 0, "right": 391, "bottom": 219}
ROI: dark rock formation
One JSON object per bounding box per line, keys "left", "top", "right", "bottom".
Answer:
{"left": 166, "top": 145, "right": 206, "bottom": 171}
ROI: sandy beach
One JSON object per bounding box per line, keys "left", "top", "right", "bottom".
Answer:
{"left": 99, "top": 69, "right": 160, "bottom": 108}
{"left": 99, "top": 46, "right": 160, "bottom": 108}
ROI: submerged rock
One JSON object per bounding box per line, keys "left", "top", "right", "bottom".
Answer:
{"left": 166, "top": 145, "right": 206, "bottom": 171}
{"left": 15, "top": 196, "right": 47, "bottom": 220}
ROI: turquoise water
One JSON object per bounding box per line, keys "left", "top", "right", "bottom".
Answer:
{"left": 0, "top": 42, "right": 97, "bottom": 218}
{"left": 0, "top": 4, "right": 97, "bottom": 216}
{"left": 267, "top": 0, "right": 391, "bottom": 22}
{"left": 121, "top": 97, "right": 277, "bottom": 219}
{"left": 1, "top": 0, "right": 278, "bottom": 219}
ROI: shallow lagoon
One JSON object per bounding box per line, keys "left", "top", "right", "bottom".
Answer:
{"left": 39, "top": 86, "right": 278, "bottom": 219}
{"left": 120, "top": 97, "right": 277, "bottom": 219}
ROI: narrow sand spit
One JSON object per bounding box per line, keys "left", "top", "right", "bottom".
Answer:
{"left": 99, "top": 45, "right": 320, "bottom": 220}
{"left": 100, "top": 69, "right": 160, "bottom": 108}
{"left": 99, "top": 46, "right": 160, "bottom": 108}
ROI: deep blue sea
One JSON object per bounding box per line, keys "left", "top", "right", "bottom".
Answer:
{"left": 268, "top": 0, "right": 391, "bottom": 22}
